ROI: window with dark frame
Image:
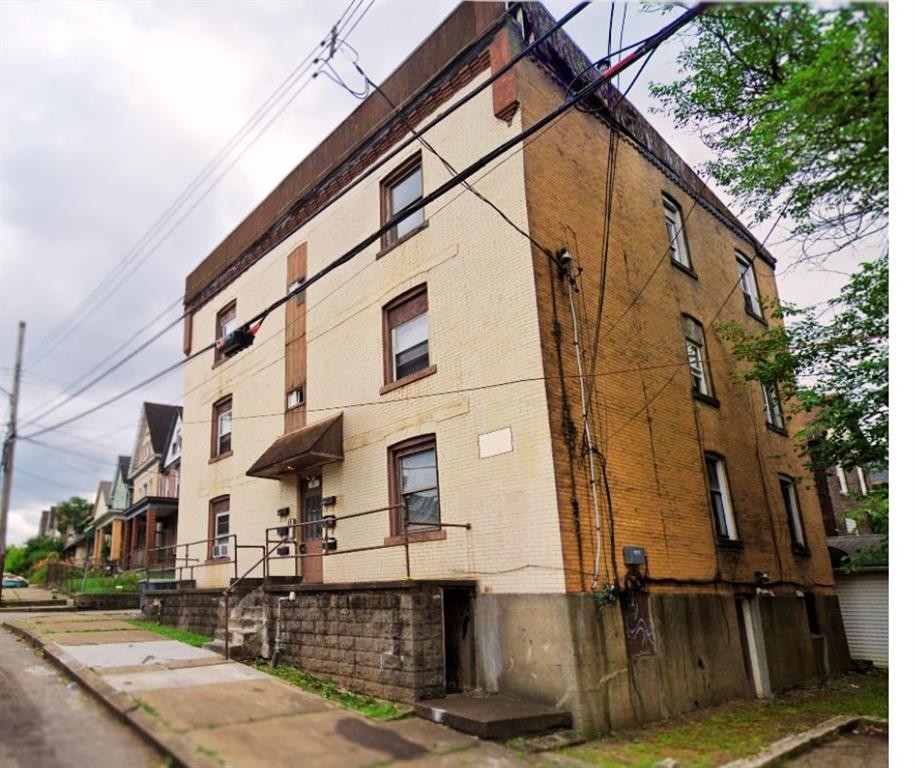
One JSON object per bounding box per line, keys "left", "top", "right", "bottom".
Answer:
{"left": 215, "top": 301, "right": 237, "bottom": 363}
{"left": 704, "top": 453, "right": 738, "bottom": 541}
{"left": 779, "top": 474, "right": 807, "bottom": 550}
{"left": 761, "top": 382, "right": 785, "bottom": 430}
{"left": 383, "top": 285, "right": 431, "bottom": 386}
{"left": 736, "top": 252, "right": 763, "bottom": 318}
{"left": 682, "top": 315, "right": 712, "bottom": 398}
{"left": 381, "top": 154, "right": 424, "bottom": 249}
{"left": 287, "top": 387, "right": 304, "bottom": 410}
{"left": 209, "top": 497, "right": 230, "bottom": 559}
{"left": 212, "top": 396, "right": 232, "bottom": 458}
{"left": 663, "top": 195, "right": 691, "bottom": 269}
{"left": 388, "top": 435, "right": 439, "bottom": 535}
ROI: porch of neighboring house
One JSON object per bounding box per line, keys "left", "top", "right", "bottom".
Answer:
{"left": 120, "top": 497, "right": 178, "bottom": 575}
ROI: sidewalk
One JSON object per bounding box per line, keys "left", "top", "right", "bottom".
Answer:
{"left": 3, "top": 612, "right": 526, "bottom": 768}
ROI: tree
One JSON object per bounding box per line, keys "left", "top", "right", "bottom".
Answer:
{"left": 55, "top": 496, "right": 93, "bottom": 537}
{"left": 650, "top": 3, "right": 888, "bottom": 255}
{"left": 717, "top": 252, "right": 888, "bottom": 531}
{"left": 3, "top": 535, "right": 62, "bottom": 575}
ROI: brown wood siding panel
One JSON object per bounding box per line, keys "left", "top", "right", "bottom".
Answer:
{"left": 285, "top": 243, "right": 308, "bottom": 433}
{"left": 184, "top": 2, "right": 506, "bottom": 308}
{"left": 515, "top": 56, "right": 835, "bottom": 596}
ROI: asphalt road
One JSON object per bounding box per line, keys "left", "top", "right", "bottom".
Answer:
{"left": 0, "top": 619, "right": 166, "bottom": 768}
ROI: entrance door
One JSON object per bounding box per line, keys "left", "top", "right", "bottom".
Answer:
{"left": 299, "top": 476, "right": 324, "bottom": 584}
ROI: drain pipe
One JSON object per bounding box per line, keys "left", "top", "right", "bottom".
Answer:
{"left": 272, "top": 591, "right": 295, "bottom": 667}
{"left": 559, "top": 249, "right": 604, "bottom": 588}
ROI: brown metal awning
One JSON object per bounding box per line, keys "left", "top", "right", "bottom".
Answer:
{"left": 247, "top": 412, "right": 344, "bottom": 479}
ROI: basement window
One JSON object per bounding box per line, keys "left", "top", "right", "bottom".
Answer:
{"left": 381, "top": 154, "right": 424, "bottom": 249}
{"left": 705, "top": 453, "right": 738, "bottom": 541}
{"left": 663, "top": 194, "right": 691, "bottom": 270}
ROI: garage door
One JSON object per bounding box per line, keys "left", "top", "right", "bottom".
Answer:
{"left": 835, "top": 570, "right": 888, "bottom": 666}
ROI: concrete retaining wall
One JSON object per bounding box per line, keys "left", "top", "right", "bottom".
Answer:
{"left": 144, "top": 588, "right": 225, "bottom": 638}
{"left": 74, "top": 592, "right": 141, "bottom": 610}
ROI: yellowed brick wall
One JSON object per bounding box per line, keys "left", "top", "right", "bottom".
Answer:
{"left": 515, "top": 57, "right": 835, "bottom": 594}
{"left": 179, "top": 71, "right": 565, "bottom": 593}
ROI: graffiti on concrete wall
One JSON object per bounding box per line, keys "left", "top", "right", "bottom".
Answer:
{"left": 622, "top": 590, "right": 656, "bottom": 658}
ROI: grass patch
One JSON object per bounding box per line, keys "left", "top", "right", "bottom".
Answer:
{"left": 127, "top": 620, "right": 212, "bottom": 648}
{"left": 560, "top": 669, "right": 887, "bottom": 768}
{"left": 253, "top": 661, "right": 409, "bottom": 721}
{"left": 62, "top": 572, "right": 141, "bottom": 594}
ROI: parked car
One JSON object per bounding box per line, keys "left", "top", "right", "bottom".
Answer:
{"left": 2, "top": 573, "right": 29, "bottom": 588}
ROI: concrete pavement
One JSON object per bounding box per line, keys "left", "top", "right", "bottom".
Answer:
{"left": 3, "top": 611, "right": 528, "bottom": 768}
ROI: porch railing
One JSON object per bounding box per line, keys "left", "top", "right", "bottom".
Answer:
{"left": 145, "top": 535, "right": 266, "bottom": 583}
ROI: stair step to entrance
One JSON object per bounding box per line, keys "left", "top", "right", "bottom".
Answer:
{"left": 414, "top": 693, "right": 572, "bottom": 740}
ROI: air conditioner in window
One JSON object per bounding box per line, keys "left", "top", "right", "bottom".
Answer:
{"left": 212, "top": 541, "right": 229, "bottom": 559}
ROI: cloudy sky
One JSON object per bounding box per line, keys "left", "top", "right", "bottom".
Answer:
{"left": 0, "top": 1, "right": 874, "bottom": 546}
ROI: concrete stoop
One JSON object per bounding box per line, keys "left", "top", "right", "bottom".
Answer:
{"left": 203, "top": 588, "right": 268, "bottom": 661}
{"left": 414, "top": 692, "right": 573, "bottom": 739}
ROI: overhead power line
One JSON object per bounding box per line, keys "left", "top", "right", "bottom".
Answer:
{"left": 27, "top": 0, "right": 372, "bottom": 367}
{"left": 20, "top": 3, "right": 708, "bottom": 441}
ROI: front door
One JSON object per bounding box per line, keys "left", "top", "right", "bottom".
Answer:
{"left": 299, "top": 476, "right": 324, "bottom": 584}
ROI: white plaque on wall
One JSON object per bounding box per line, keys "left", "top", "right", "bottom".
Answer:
{"left": 478, "top": 427, "right": 513, "bottom": 459}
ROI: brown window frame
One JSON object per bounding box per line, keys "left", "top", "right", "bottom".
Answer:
{"left": 286, "top": 386, "right": 304, "bottom": 411}
{"left": 214, "top": 300, "right": 237, "bottom": 365}
{"left": 381, "top": 284, "right": 435, "bottom": 393}
{"left": 386, "top": 434, "right": 443, "bottom": 541}
{"left": 211, "top": 395, "right": 233, "bottom": 460}
{"left": 208, "top": 495, "right": 231, "bottom": 560}
{"left": 663, "top": 193, "right": 694, "bottom": 273}
{"left": 380, "top": 153, "right": 425, "bottom": 250}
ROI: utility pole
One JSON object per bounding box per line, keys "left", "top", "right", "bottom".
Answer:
{"left": 0, "top": 321, "right": 26, "bottom": 605}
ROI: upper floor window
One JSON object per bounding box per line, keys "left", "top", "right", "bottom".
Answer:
{"left": 389, "top": 435, "right": 439, "bottom": 534}
{"left": 779, "top": 475, "right": 807, "bottom": 550}
{"left": 287, "top": 387, "right": 304, "bottom": 410}
{"left": 736, "top": 252, "right": 763, "bottom": 318}
{"left": 383, "top": 285, "right": 433, "bottom": 388}
{"left": 381, "top": 154, "right": 424, "bottom": 249}
{"left": 212, "top": 396, "right": 232, "bottom": 458}
{"left": 761, "top": 383, "right": 785, "bottom": 431}
{"left": 705, "top": 453, "right": 738, "bottom": 541}
{"left": 215, "top": 301, "right": 237, "bottom": 364}
{"left": 683, "top": 315, "right": 713, "bottom": 399}
{"left": 663, "top": 195, "right": 691, "bottom": 269}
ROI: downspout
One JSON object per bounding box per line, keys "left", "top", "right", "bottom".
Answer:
{"left": 559, "top": 249, "right": 604, "bottom": 587}
{"left": 272, "top": 592, "right": 295, "bottom": 667}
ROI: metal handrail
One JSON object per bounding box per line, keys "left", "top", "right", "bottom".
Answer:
{"left": 145, "top": 534, "right": 241, "bottom": 582}
{"left": 221, "top": 542, "right": 274, "bottom": 659}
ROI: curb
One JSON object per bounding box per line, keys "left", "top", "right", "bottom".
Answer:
{"left": 2, "top": 620, "right": 221, "bottom": 768}
{"left": 720, "top": 714, "right": 889, "bottom": 768}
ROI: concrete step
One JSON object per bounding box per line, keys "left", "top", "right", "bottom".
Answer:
{"left": 202, "top": 640, "right": 256, "bottom": 660}
{"left": 414, "top": 693, "right": 572, "bottom": 740}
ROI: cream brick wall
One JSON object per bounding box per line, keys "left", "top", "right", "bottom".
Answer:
{"left": 179, "top": 73, "right": 565, "bottom": 593}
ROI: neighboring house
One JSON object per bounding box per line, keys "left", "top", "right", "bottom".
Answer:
{"left": 172, "top": 3, "right": 849, "bottom": 733}
{"left": 828, "top": 535, "right": 888, "bottom": 667}
{"left": 90, "top": 455, "right": 132, "bottom": 570}
{"left": 89, "top": 481, "right": 113, "bottom": 568}
{"left": 120, "top": 402, "right": 181, "bottom": 572}
{"left": 37, "top": 506, "right": 58, "bottom": 539}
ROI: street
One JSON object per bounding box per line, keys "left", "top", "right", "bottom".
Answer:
{"left": 0, "top": 618, "right": 165, "bottom": 768}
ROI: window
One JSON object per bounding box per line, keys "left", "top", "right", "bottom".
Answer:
{"left": 381, "top": 154, "right": 424, "bottom": 248}
{"left": 288, "top": 277, "right": 305, "bottom": 306}
{"left": 389, "top": 436, "right": 439, "bottom": 534}
{"left": 212, "top": 396, "right": 232, "bottom": 458}
{"left": 856, "top": 466, "right": 868, "bottom": 495}
{"left": 663, "top": 195, "right": 691, "bottom": 269}
{"left": 705, "top": 454, "right": 738, "bottom": 540}
{"left": 779, "top": 475, "right": 806, "bottom": 550}
{"left": 383, "top": 285, "right": 432, "bottom": 387}
{"left": 761, "top": 383, "right": 785, "bottom": 430}
{"left": 215, "top": 301, "right": 237, "bottom": 363}
{"left": 736, "top": 252, "right": 763, "bottom": 318}
{"left": 803, "top": 592, "right": 821, "bottom": 635}
{"left": 835, "top": 466, "right": 849, "bottom": 495}
{"left": 287, "top": 387, "right": 303, "bottom": 410}
{"left": 209, "top": 497, "right": 230, "bottom": 559}
{"left": 683, "top": 315, "right": 713, "bottom": 398}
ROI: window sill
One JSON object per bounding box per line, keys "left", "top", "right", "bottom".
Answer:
{"left": 716, "top": 537, "right": 744, "bottom": 550}
{"left": 212, "top": 355, "right": 230, "bottom": 369}
{"left": 693, "top": 392, "right": 720, "bottom": 409}
{"left": 209, "top": 451, "right": 233, "bottom": 465}
{"left": 766, "top": 422, "right": 789, "bottom": 437}
{"left": 205, "top": 556, "right": 232, "bottom": 565}
{"left": 286, "top": 401, "right": 306, "bottom": 414}
{"left": 379, "top": 364, "right": 437, "bottom": 395}
{"left": 792, "top": 545, "right": 811, "bottom": 557}
{"left": 376, "top": 221, "right": 428, "bottom": 259}
{"left": 384, "top": 528, "right": 447, "bottom": 546}
{"left": 671, "top": 260, "right": 698, "bottom": 280}
{"left": 745, "top": 309, "right": 768, "bottom": 327}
